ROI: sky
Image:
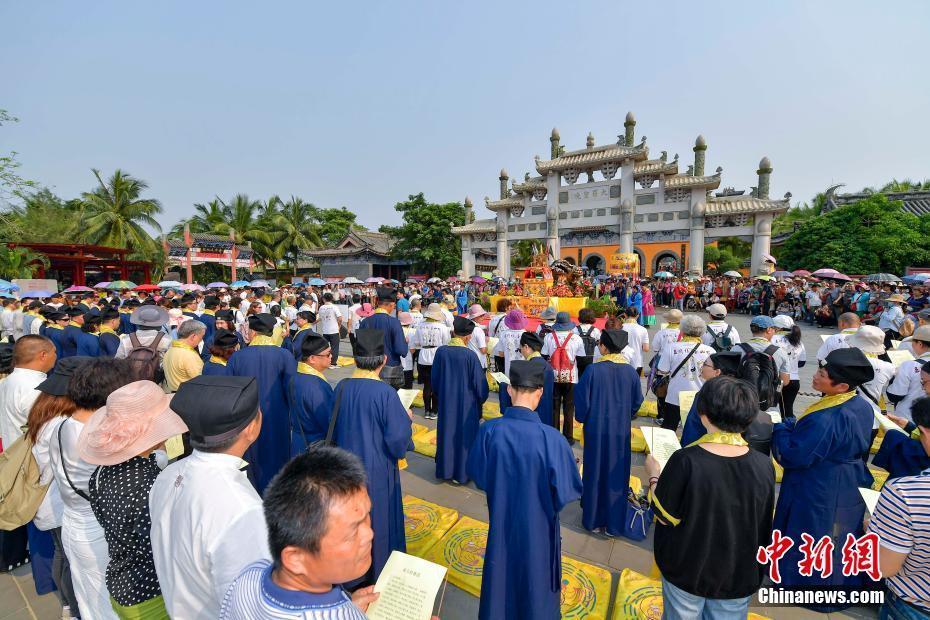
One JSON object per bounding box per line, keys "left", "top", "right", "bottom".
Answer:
{"left": 3, "top": 0, "right": 929, "bottom": 235}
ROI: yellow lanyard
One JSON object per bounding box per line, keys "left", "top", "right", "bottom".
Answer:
{"left": 681, "top": 336, "right": 701, "bottom": 343}
{"left": 448, "top": 337, "right": 466, "bottom": 347}
{"left": 249, "top": 334, "right": 277, "bottom": 346}
{"left": 202, "top": 309, "right": 215, "bottom": 316}
{"left": 297, "top": 324, "right": 313, "bottom": 333}
{"left": 352, "top": 368, "right": 382, "bottom": 381}
{"left": 298, "top": 362, "right": 326, "bottom": 379}
{"left": 68, "top": 321, "right": 81, "bottom": 328}
{"left": 525, "top": 351, "right": 541, "bottom": 360}
{"left": 687, "top": 432, "right": 748, "bottom": 448}
{"left": 374, "top": 308, "right": 389, "bottom": 315}
{"left": 99, "top": 326, "right": 118, "bottom": 336}
{"left": 799, "top": 391, "right": 857, "bottom": 419}
{"left": 48, "top": 324, "right": 64, "bottom": 330}
{"left": 597, "top": 353, "right": 628, "bottom": 364}
{"left": 208, "top": 356, "right": 227, "bottom": 367}
{"left": 171, "top": 340, "right": 197, "bottom": 353}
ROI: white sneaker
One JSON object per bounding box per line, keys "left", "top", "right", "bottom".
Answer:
{"left": 61, "top": 606, "right": 73, "bottom": 620}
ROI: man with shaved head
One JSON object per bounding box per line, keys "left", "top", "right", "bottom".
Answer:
{"left": 0, "top": 335, "right": 56, "bottom": 448}
{"left": 816, "top": 312, "right": 861, "bottom": 362}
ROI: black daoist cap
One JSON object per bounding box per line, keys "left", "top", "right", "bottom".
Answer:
{"left": 509, "top": 359, "right": 545, "bottom": 388}
{"left": 823, "top": 348, "right": 874, "bottom": 388}
{"left": 171, "top": 375, "right": 259, "bottom": 448}
{"left": 354, "top": 328, "right": 384, "bottom": 358}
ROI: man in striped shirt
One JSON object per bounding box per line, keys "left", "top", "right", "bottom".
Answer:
{"left": 220, "top": 447, "right": 379, "bottom": 619}
{"left": 869, "top": 396, "right": 930, "bottom": 617}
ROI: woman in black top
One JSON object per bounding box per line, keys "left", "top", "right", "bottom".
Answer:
{"left": 646, "top": 376, "right": 775, "bottom": 619}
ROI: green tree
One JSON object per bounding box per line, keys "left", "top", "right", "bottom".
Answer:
{"left": 779, "top": 194, "right": 930, "bottom": 274}
{"left": 772, "top": 194, "right": 825, "bottom": 236}
{"left": 316, "top": 206, "right": 365, "bottom": 245}
{"left": 511, "top": 239, "right": 543, "bottom": 269}
{"left": 213, "top": 194, "right": 276, "bottom": 271}
{"left": 380, "top": 193, "right": 465, "bottom": 277}
{"left": 0, "top": 110, "right": 38, "bottom": 204}
{"left": 272, "top": 196, "right": 322, "bottom": 275}
{"left": 703, "top": 245, "right": 742, "bottom": 273}
{"left": 79, "top": 169, "right": 163, "bottom": 252}
{"left": 0, "top": 244, "right": 49, "bottom": 279}
{"left": 0, "top": 188, "right": 81, "bottom": 242}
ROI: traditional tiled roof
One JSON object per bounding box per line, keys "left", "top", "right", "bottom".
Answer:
{"left": 664, "top": 172, "right": 722, "bottom": 190}
{"left": 825, "top": 186, "right": 930, "bottom": 217}
{"left": 512, "top": 176, "right": 546, "bottom": 193}
{"left": 451, "top": 218, "right": 496, "bottom": 235}
{"left": 704, "top": 195, "right": 790, "bottom": 215}
{"left": 167, "top": 234, "right": 253, "bottom": 258}
{"left": 535, "top": 143, "right": 649, "bottom": 174}
{"left": 485, "top": 196, "right": 524, "bottom": 211}
{"left": 303, "top": 230, "right": 395, "bottom": 257}
{"left": 634, "top": 159, "right": 678, "bottom": 176}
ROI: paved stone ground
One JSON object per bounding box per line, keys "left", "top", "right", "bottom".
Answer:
{"left": 1, "top": 310, "right": 880, "bottom": 619}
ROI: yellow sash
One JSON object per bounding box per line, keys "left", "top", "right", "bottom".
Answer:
{"left": 799, "top": 391, "right": 857, "bottom": 420}
{"left": 597, "top": 353, "right": 629, "bottom": 364}
{"left": 208, "top": 356, "right": 228, "bottom": 367}
{"left": 374, "top": 308, "right": 389, "bottom": 315}
{"left": 99, "top": 326, "right": 118, "bottom": 336}
{"left": 352, "top": 368, "right": 382, "bottom": 381}
{"left": 202, "top": 309, "right": 215, "bottom": 316}
{"left": 47, "top": 324, "right": 64, "bottom": 331}
{"left": 298, "top": 362, "right": 326, "bottom": 379}
{"left": 448, "top": 337, "right": 466, "bottom": 348}
{"left": 68, "top": 321, "right": 81, "bottom": 328}
{"left": 170, "top": 340, "right": 197, "bottom": 353}
{"left": 687, "top": 432, "right": 748, "bottom": 448}
{"left": 249, "top": 334, "right": 278, "bottom": 346}
{"left": 525, "top": 351, "right": 542, "bottom": 360}
{"left": 681, "top": 336, "right": 702, "bottom": 343}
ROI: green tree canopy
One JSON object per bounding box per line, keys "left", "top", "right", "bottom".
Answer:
{"left": 79, "top": 169, "right": 163, "bottom": 252}
{"left": 380, "top": 193, "right": 465, "bottom": 277}
{"left": 703, "top": 245, "right": 742, "bottom": 273}
{"left": 316, "top": 206, "right": 365, "bottom": 245}
{"left": 0, "top": 244, "right": 49, "bottom": 279}
{"left": 779, "top": 194, "right": 930, "bottom": 274}
{"left": 272, "top": 196, "right": 322, "bottom": 274}
{"left": 0, "top": 188, "right": 81, "bottom": 242}
{"left": 511, "top": 239, "right": 543, "bottom": 269}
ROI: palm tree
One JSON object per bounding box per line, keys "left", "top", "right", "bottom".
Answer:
{"left": 0, "top": 244, "right": 49, "bottom": 279}
{"left": 214, "top": 194, "right": 275, "bottom": 270}
{"left": 79, "top": 169, "right": 162, "bottom": 251}
{"left": 272, "top": 196, "right": 322, "bottom": 274}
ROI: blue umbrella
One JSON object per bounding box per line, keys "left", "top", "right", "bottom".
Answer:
{"left": 230, "top": 280, "right": 250, "bottom": 288}
{"left": 308, "top": 278, "right": 326, "bottom": 286}
{"left": 902, "top": 274, "right": 930, "bottom": 285}
{"left": 249, "top": 279, "right": 270, "bottom": 288}
{"left": 21, "top": 290, "right": 55, "bottom": 298}
{"left": 654, "top": 271, "right": 675, "bottom": 279}
{"left": 0, "top": 279, "right": 20, "bottom": 291}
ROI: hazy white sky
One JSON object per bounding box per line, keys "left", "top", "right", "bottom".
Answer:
{"left": 3, "top": 0, "right": 928, "bottom": 232}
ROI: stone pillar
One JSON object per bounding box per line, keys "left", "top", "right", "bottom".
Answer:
{"left": 461, "top": 235, "right": 475, "bottom": 276}
{"left": 624, "top": 111, "right": 635, "bottom": 146}
{"left": 693, "top": 135, "right": 706, "bottom": 176}
{"left": 546, "top": 172, "right": 560, "bottom": 259}
{"left": 499, "top": 168, "right": 509, "bottom": 200}
{"left": 550, "top": 128, "right": 561, "bottom": 159}
{"left": 689, "top": 196, "right": 706, "bottom": 274}
{"left": 463, "top": 195, "right": 474, "bottom": 224}
{"left": 751, "top": 214, "right": 773, "bottom": 275}
{"left": 757, "top": 157, "right": 772, "bottom": 199}
{"left": 620, "top": 200, "right": 634, "bottom": 253}
{"left": 496, "top": 211, "right": 511, "bottom": 278}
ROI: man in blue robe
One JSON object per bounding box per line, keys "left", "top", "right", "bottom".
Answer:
{"left": 289, "top": 332, "right": 334, "bottom": 456}
{"left": 467, "top": 360, "right": 582, "bottom": 620}
{"left": 497, "top": 332, "right": 554, "bottom": 424}
{"left": 432, "top": 316, "right": 489, "bottom": 484}
{"left": 575, "top": 329, "right": 643, "bottom": 537}
{"left": 283, "top": 311, "right": 315, "bottom": 360}
{"left": 75, "top": 315, "right": 101, "bottom": 357}
{"left": 43, "top": 310, "right": 68, "bottom": 357}
{"left": 215, "top": 309, "right": 245, "bottom": 349}
{"left": 118, "top": 299, "right": 138, "bottom": 335}
{"left": 201, "top": 329, "right": 237, "bottom": 376}
{"left": 772, "top": 347, "right": 876, "bottom": 608}
{"left": 97, "top": 308, "right": 122, "bottom": 357}
{"left": 226, "top": 313, "right": 297, "bottom": 493}
{"left": 180, "top": 294, "right": 200, "bottom": 322}
{"left": 198, "top": 295, "right": 219, "bottom": 360}
{"left": 59, "top": 308, "right": 85, "bottom": 357}
{"left": 359, "top": 287, "right": 408, "bottom": 389}
{"left": 329, "top": 328, "right": 412, "bottom": 585}
{"left": 873, "top": 397, "right": 930, "bottom": 479}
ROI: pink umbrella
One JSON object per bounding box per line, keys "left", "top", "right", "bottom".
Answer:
{"left": 762, "top": 253, "right": 777, "bottom": 264}
{"left": 792, "top": 269, "right": 811, "bottom": 277}
{"left": 63, "top": 285, "right": 95, "bottom": 293}
{"left": 812, "top": 268, "right": 851, "bottom": 281}
{"left": 365, "top": 277, "right": 384, "bottom": 284}
{"left": 180, "top": 283, "right": 205, "bottom": 291}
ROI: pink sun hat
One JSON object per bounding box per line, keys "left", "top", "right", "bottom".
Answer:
{"left": 503, "top": 308, "right": 527, "bottom": 330}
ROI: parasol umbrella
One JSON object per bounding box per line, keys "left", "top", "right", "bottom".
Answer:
{"left": 230, "top": 280, "right": 250, "bottom": 288}
{"left": 792, "top": 269, "right": 812, "bottom": 277}
{"left": 342, "top": 277, "right": 363, "bottom": 284}
{"left": 595, "top": 274, "right": 610, "bottom": 280}
{"left": 723, "top": 270, "right": 743, "bottom": 278}
{"left": 471, "top": 276, "right": 487, "bottom": 283}
{"left": 62, "top": 285, "right": 94, "bottom": 293}
{"left": 94, "top": 281, "right": 111, "bottom": 289}
{"left": 249, "top": 279, "right": 270, "bottom": 288}
{"left": 158, "top": 280, "right": 183, "bottom": 288}
{"left": 386, "top": 278, "right": 401, "bottom": 284}
{"left": 812, "top": 268, "right": 843, "bottom": 278}
{"left": 180, "top": 283, "right": 205, "bottom": 292}
{"left": 365, "top": 277, "right": 384, "bottom": 284}
{"left": 762, "top": 253, "right": 777, "bottom": 264}
{"left": 206, "top": 282, "right": 229, "bottom": 289}
{"left": 654, "top": 271, "right": 675, "bottom": 279}
{"left": 106, "top": 280, "right": 136, "bottom": 290}
{"left": 864, "top": 273, "right": 902, "bottom": 283}
{"left": 21, "top": 290, "right": 55, "bottom": 298}
{"left": 0, "top": 279, "right": 20, "bottom": 291}
{"left": 771, "top": 270, "right": 793, "bottom": 279}
{"left": 308, "top": 278, "right": 326, "bottom": 286}
{"left": 902, "top": 274, "right": 930, "bottom": 285}
{"left": 133, "top": 284, "right": 161, "bottom": 292}
{"left": 755, "top": 275, "right": 773, "bottom": 281}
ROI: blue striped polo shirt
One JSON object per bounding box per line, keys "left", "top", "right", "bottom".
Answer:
{"left": 869, "top": 468, "right": 930, "bottom": 610}
{"left": 220, "top": 560, "right": 366, "bottom": 620}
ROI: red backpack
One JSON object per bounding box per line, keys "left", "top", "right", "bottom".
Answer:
{"left": 549, "top": 331, "right": 574, "bottom": 383}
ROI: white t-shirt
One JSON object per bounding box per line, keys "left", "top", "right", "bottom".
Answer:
{"left": 622, "top": 321, "right": 650, "bottom": 370}
{"left": 658, "top": 340, "right": 715, "bottom": 407}
{"left": 401, "top": 326, "right": 415, "bottom": 372}
{"left": 467, "top": 324, "right": 488, "bottom": 369}
{"left": 650, "top": 327, "right": 681, "bottom": 365}
{"left": 859, "top": 356, "right": 897, "bottom": 426}
{"left": 346, "top": 303, "right": 361, "bottom": 333}
{"left": 816, "top": 329, "right": 857, "bottom": 362}
{"left": 542, "top": 330, "right": 586, "bottom": 384}
{"left": 702, "top": 321, "right": 742, "bottom": 349}
{"left": 440, "top": 307, "right": 454, "bottom": 330}
{"left": 806, "top": 290, "right": 822, "bottom": 308}
{"left": 410, "top": 321, "right": 451, "bottom": 366}
{"left": 0, "top": 367, "right": 46, "bottom": 447}
{"left": 491, "top": 326, "right": 525, "bottom": 375}
{"left": 773, "top": 334, "right": 807, "bottom": 381}
{"left": 888, "top": 353, "right": 930, "bottom": 421}
{"left": 316, "top": 304, "right": 342, "bottom": 336}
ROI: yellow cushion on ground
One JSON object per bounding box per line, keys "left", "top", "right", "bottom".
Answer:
{"left": 412, "top": 429, "right": 437, "bottom": 458}
{"left": 336, "top": 356, "right": 355, "bottom": 367}
{"left": 631, "top": 428, "right": 646, "bottom": 453}
{"left": 482, "top": 401, "right": 502, "bottom": 420}
{"left": 412, "top": 392, "right": 425, "bottom": 409}
{"left": 411, "top": 423, "right": 429, "bottom": 438}
{"left": 870, "top": 433, "right": 883, "bottom": 455}
{"left": 487, "top": 371, "right": 499, "bottom": 393}
{"left": 870, "top": 465, "right": 889, "bottom": 491}
{"left": 773, "top": 458, "right": 783, "bottom": 483}
{"left": 422, "top": 515, "right": 489, "bottom": 597}
{"left": 402, "top": 495, "right": 460, "bottom": 558}
{"left": 560, "top": 556, "right": 612, "bottom": 619}
{"left": 612, "top": 569, "right": 771, "bottom": 620}
{"left": 638, "top": 400, "right": 658, "bottom": 418}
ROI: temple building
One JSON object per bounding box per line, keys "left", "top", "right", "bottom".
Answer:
{"left": 303, "top": 230, "right": 411, "bottom": 280}
{"left": 452, "top": 112, "right": 791, "bottom": 277}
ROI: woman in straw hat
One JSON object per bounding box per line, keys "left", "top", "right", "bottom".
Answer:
{"left": 878, "top": 293, "right": 907, "bottom": 349}
{"left": 78, "top": 380, "right": 188, "bottom": 619}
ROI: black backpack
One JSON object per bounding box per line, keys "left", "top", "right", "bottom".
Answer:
{"left": 706, "top": 324, "right": 734, "bottom": 353}
{"left": 576, "top": 325, "right": 597, "bottom": 357}
{"left": 127, "top": 332, "right": 166, "bottom": 384}
{"left": 736, "top": 343, "right": 781, "bottom": 410}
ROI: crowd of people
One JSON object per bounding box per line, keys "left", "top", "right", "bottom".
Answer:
{"left": 1, "top": 273, "right": 930, "bottom": 619}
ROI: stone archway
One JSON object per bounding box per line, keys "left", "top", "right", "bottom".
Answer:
{"left": 654, "top": 251, "right": 680, "bottom": 274}
{"left": 631, "top": 247, "right": 646, "bottom": 277}
{"left": 583, "top": 253, "right": 605, "bottom": 274}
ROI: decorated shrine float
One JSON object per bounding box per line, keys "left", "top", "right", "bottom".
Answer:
{"left": 489, "top": 249, "right": 589, "bottom": 318}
